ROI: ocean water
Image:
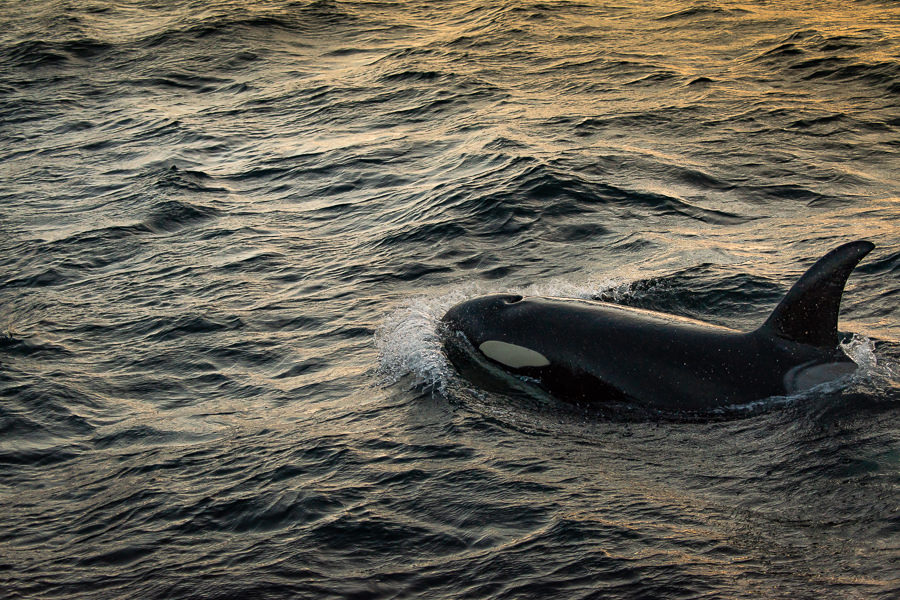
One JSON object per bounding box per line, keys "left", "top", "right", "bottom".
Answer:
{"left": 1, "top": 0, "right": 899, "bottom": 598}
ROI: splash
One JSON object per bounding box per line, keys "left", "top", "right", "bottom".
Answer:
{"left": 514, "top": 276, "right": 627, "bottom": 301}
{"left": 840, "top": 333, "right": 900, "bottom": 395}
{"left": 840, "top": 333, "right": 878, "bottom": 371}
{"left": 374, "top": 288, "right": 470, "bottom": 393}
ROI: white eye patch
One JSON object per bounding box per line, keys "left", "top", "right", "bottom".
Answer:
{"left": 479, "top": 340, "right": 550, "bottom": 368}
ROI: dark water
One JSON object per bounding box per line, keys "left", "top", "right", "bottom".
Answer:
{"left": 2, "top": 1, "right": 899, "bottom": 598}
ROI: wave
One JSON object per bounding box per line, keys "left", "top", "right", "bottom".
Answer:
{"left": 0, "top": 333, "right": 72, "bottom": 359}
{"left": 358, "top": 151, "right": 756, "bottom": 258}
{"left": 2, "top": 38, "right": 112, "bottom": 69}
{"left": 135, "top": 0, "right": 362, "bottom": 47}
{"left": 750, "top": 29, "right": 900, "bottom": 92}
{"left": 657, "top": 5, "right": 747, "bottom": 21}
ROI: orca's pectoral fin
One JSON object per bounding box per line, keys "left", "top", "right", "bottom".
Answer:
{"left": 759, "top": 240, "right": 874, "bottom": 348}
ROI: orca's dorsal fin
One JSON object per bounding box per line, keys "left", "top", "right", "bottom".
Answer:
{"left": 759, "top": 240, "right": 874, "bottom": 348}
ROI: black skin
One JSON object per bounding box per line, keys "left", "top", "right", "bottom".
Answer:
{"left": 442, "top": 241, "right": 874, "bottom": 411}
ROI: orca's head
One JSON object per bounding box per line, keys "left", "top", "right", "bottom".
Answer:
{"left": 441, "top": 294, "right": 552, "bottom": 370}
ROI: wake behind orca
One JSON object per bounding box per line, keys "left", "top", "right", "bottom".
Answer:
{"left": 441, "top": 240, "right": 875, "bottom": 411}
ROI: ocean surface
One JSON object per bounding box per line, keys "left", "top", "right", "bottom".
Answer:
{"left": 1, "top": 1, "right": 899, "bottom": 598}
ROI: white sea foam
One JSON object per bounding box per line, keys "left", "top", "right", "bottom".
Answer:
{"left": 840, "top": 333, "right": 878, "bottom": 371}
{"left": 374, "top": 286, "right": 474, "bottom": 392}
{"left": 513, "top": 276, "right": 628, "bottom": 300}
{"left": 841, "top": 333, "right": 900, "bottom": 391}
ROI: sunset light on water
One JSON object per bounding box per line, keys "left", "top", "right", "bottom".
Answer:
{"left": 1, "top": 1, "right": 898, "bottom": 598}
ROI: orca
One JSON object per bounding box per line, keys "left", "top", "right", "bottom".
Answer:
{"left": 441, "top": 240, "right": 875, "bottom": 411}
